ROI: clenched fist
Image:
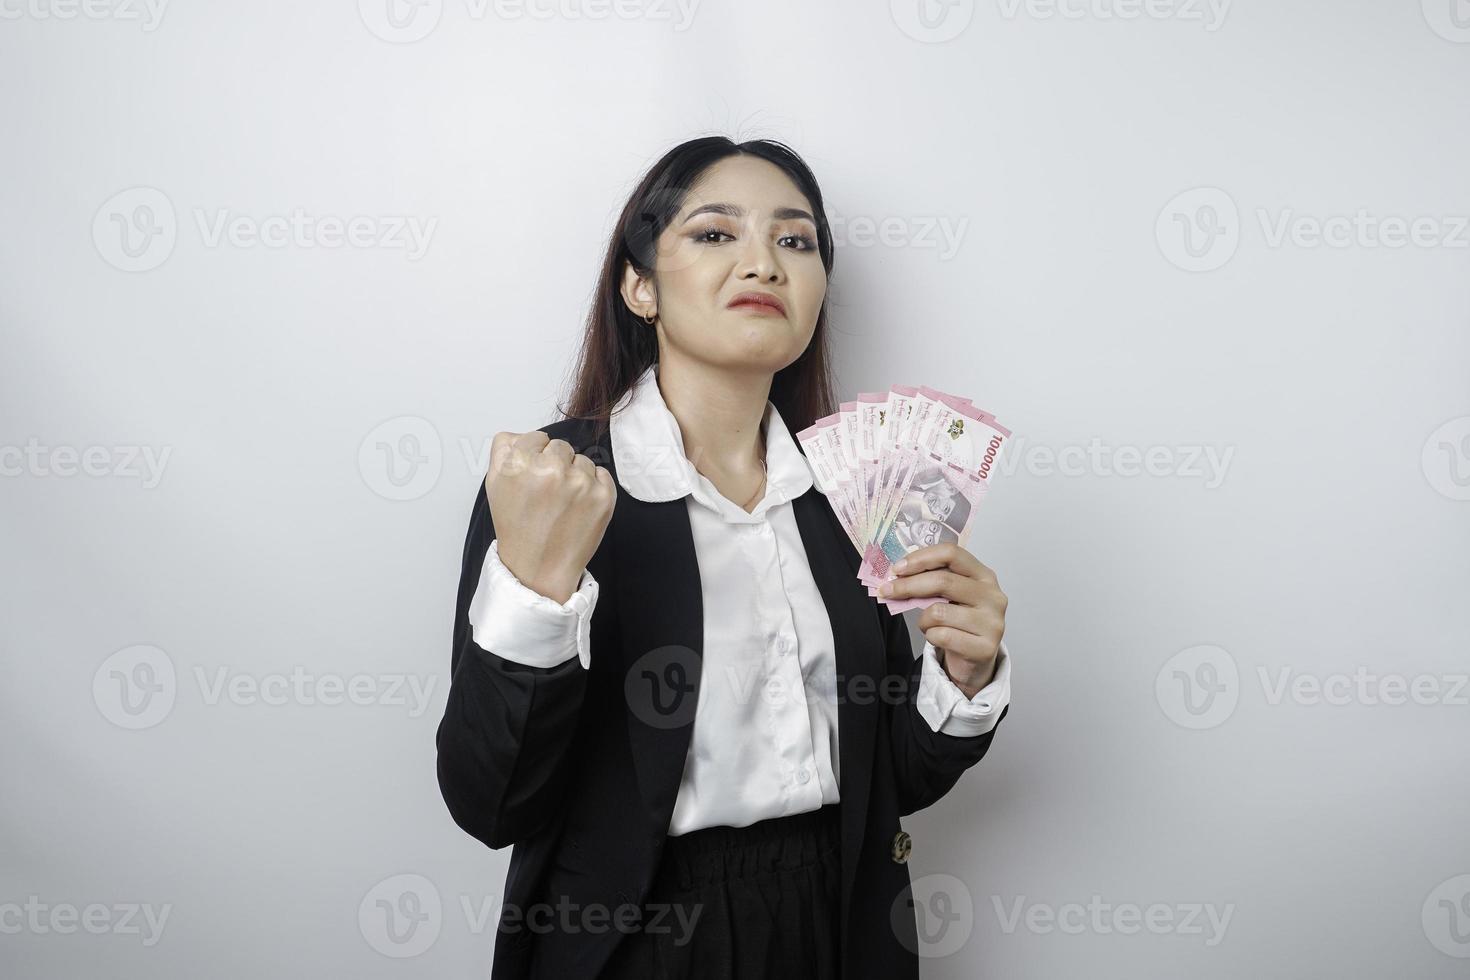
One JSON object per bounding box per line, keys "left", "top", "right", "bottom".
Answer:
{"left": 485, "top": 431, "right": 617, "bottom": 605}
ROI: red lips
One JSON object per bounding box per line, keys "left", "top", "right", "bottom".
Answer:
{"left": 726, "top": 291, "right": 786, "bottom": 315}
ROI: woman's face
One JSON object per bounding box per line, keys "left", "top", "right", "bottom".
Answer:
{"left": 622, "top": 155, "right": 827, "bottom": 375}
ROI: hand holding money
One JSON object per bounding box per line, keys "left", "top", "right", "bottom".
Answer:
{"left": 797, "top": 384, "right": 1011, "bottom": 613}
{"left": 878, "top": 543, "right": 1006, "bottom": 696}
{"left": 484, "top": 430, "right": 617, "bottom": 604}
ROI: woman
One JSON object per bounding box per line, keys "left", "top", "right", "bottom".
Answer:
{"left": 435, "top": 136, "right": 1012, "bottom": 980}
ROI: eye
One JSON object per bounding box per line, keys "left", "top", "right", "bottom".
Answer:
{"left": 692, "top": 225, "right": 735, "bottom": 244}
{"left": 690, "top": 225, "right": 818, "bottom": 251}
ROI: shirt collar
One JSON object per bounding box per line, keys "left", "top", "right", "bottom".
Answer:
{"left": 608, "top": 362, "right": 815, "bottom": 520}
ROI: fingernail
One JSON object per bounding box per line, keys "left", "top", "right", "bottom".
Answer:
{"left": 878, "top": 582, "right": 892, "bottom": 596}
{"left": 894, "top": 559, "right": 908, "bottom": 573}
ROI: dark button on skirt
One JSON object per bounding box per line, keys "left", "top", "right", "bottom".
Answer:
{"left": 599, "top": 802, "right": 842, "bottom": 979}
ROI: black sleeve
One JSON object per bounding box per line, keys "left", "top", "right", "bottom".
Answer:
{"left": 434, "top": 480, "right": 591, "bottom": 850}
{"left": 880, "top": 601, "right": 1008, "bottom": 817}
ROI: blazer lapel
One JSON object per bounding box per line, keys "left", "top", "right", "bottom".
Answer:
{"left": 612, "top": 483, "right": 706, "bottom": 832}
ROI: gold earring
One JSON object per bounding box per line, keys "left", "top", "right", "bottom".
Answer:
{"left": 643, "top": 310, "right": 656, "bottom": 325}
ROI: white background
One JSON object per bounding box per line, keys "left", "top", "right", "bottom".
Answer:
{"left": 3, "top": 0, "right": 1469, "bottom": 976}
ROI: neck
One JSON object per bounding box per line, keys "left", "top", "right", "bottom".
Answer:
{"left": 653, "top": 356, "right": 772, "bottom": 479}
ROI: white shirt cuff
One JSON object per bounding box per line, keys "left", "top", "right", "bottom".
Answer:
{"left": 915, "top": 638, "right": 1011, "bottom": 737}
{"left": 466, "top": 539, "right": 599, "bottom": 670}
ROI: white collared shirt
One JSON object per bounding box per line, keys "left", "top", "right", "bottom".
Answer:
{"left": 467, "top": 363, "right": 1011, "bottom": 834}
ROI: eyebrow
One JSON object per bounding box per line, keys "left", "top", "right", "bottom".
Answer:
{"left": 681, "top": 202, "right": 816, "bottom": 224}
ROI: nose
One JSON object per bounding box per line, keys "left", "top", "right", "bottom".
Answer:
{"left": 735, "top": 223, "right": 784, "bottom": 283}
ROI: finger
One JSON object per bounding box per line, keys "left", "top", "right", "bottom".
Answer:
{"left": 569, "top": 453, "right": 598, "bottom": 484}
{"left": 490, "top": 431, "right": 527, "bottom": 477}
{"left": 918, "top": 593, "right": 1005, "bottom": 634}
{"left": 915, "top": 596, "right": 958, "bottom": 633}
{"left": 894, "top": 543, "right": 984, "bottom": 579}
{"left": 921, "top": 624, "right": 999, "bottom": 663}
{"left": 879, "top": 567, "right": 970, "bottom": 603}
{"left": 540, "top": 437, "right": 575, "bottom": 463}
{"left": 513, "top": 430, "right": 549, "bottom": 453}
{"left": 490, "top": 431, "right": 516, "bottom": 466}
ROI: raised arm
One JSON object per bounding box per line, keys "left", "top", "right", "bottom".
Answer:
{"left": 434, "top": 430, "right": 615, "bottom": 849}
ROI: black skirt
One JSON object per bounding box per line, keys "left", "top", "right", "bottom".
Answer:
{"left": 598, "top": 802, "right": 843, "bottom": 979}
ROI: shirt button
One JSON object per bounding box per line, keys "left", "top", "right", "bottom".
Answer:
{"left": 796, "top": 767, "right": 811, "bottom": 785}
{"left": 776, "top": 636, "right": 791, "bottom": 654}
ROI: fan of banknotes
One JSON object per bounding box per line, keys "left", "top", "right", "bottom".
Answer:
{"left": 796, "top": 385, "right": 1010, "bottom": 612}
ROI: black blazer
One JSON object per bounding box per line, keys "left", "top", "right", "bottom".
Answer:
{"left": 435, "top": 415, "right": 1009, "bottom": 979}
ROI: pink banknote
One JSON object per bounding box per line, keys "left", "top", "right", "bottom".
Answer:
{"left": 796, "top": 383, "right": 1010, "bottom": 613}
